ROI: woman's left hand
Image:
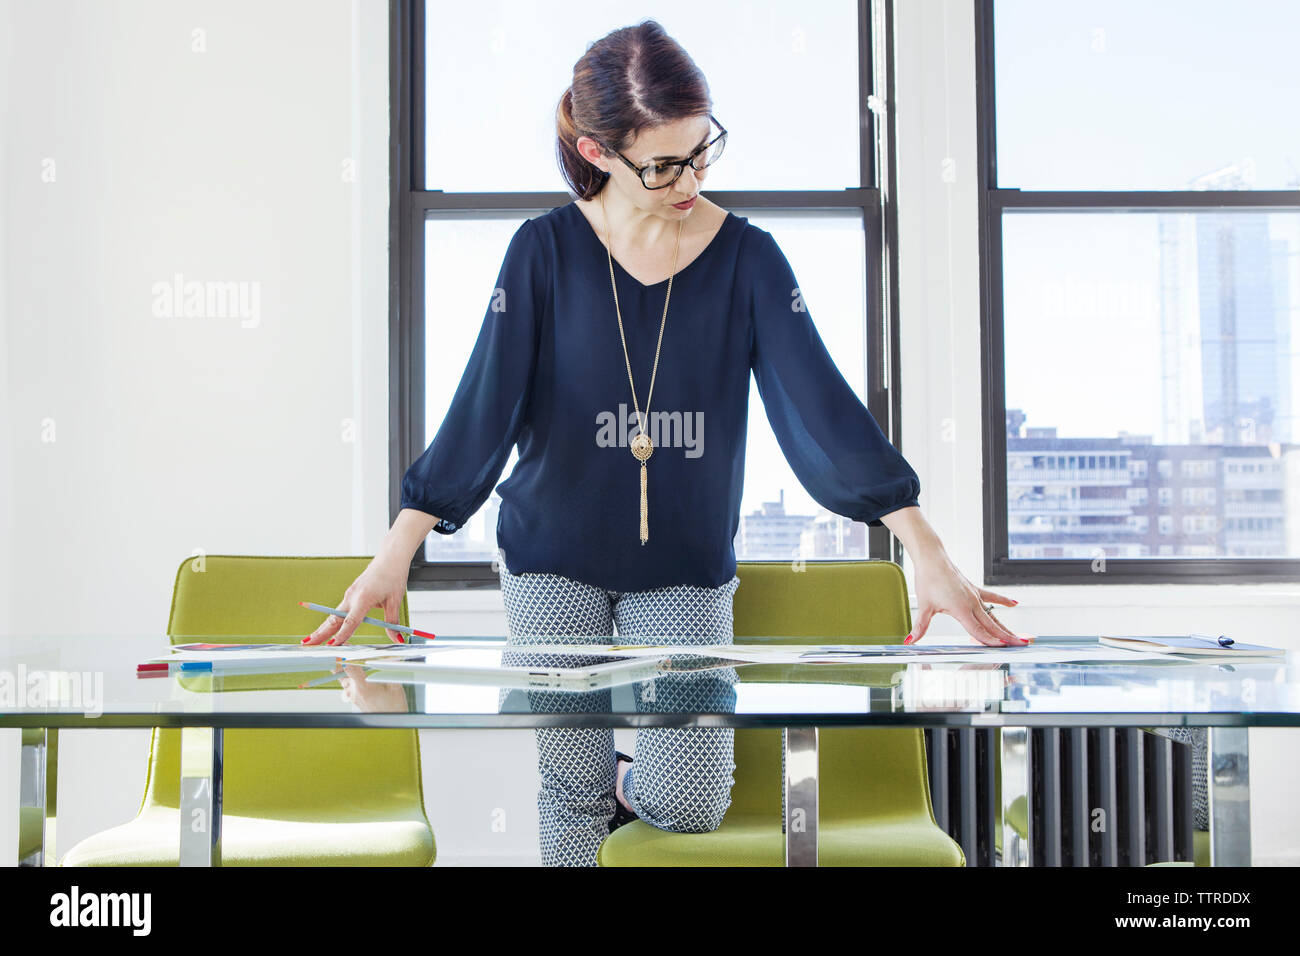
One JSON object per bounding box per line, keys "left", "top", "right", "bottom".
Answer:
{"left": 905, "top": 554, "right": 1031, "bottom": 647}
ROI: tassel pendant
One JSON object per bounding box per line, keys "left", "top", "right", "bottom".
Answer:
{"left": 630, "top": 432, "right": 653, "bottom": 544}
{"left": 639, "top": 462, "right": 649, "bottom": 544}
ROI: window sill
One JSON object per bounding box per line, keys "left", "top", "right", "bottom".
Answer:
{"left": 924, "top": 584, "right": 1300, "bottom": 608}
{"left": 408, "top": 589, "right": 505, "bottom": 613}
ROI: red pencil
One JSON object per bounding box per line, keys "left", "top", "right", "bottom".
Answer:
{"left": 297, "top": 601, "right": 436, "bottom": 642}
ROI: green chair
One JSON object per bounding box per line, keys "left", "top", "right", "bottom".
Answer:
{"left": 59, "top": 555, "right": 435, "bottom": 866}
{"left": 598, "top": 559, "right": 965, "bottom": 866}
{"left": 19, "top": 808, "right": 45, "bottom": 862}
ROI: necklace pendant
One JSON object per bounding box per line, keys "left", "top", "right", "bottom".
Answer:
{"left": 631, "top": 433, "right": 652, "bottom": 544}
{"left": 639, "top": 461, "right": 649, "bottom": 544}
{"left": 630, "top": 432, "right": 654, "bottom": 462}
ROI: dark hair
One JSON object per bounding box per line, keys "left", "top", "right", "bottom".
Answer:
{"left": 555, "top": 20, "right": 713, "bottom": 200}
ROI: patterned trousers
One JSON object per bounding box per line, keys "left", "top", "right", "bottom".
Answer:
{"left": 497, "top": 566, "right": 742, "bottom": 867}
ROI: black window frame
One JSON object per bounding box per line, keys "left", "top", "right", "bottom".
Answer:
{"left": 391, "top": 0, "right": 909, "bottom": 589}
{"left": 975, "top": 0, "right": 1300, "bottom": 585}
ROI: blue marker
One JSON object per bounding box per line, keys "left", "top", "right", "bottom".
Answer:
{"left": 179, "top": 661, "right": 214, "bottom": 672}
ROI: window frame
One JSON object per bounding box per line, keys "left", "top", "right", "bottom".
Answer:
{"left": 391, "top": 0, "right": 908, "bottom": 589}
{"left": 975, "top": 0, "right": 1300, "bottom": 584}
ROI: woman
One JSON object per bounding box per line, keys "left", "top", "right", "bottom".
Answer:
{"left": 306, "top": 19, "right": 1028, "bottom": 866}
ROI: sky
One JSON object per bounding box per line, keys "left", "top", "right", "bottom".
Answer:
{"left": 995, "top": 0, "right": 1300, "bottom": 442}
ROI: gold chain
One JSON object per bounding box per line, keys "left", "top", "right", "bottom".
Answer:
{"left": 600, "top": 188, "right": 683, "bottom": 544}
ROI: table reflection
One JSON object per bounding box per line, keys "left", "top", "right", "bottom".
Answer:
{"left": 0, "top": 635, "right": 1294, "bottom": 724}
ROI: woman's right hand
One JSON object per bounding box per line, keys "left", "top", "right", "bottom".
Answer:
{"left": 302, "top": 555, "right": 411, "bottom": 646}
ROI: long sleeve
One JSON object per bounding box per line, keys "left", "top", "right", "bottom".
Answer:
{"left": 400, "top": 217, "right": 547, "bottom": 534}
{"left": 748, "top": 229, "right": 920, "bottom": 527}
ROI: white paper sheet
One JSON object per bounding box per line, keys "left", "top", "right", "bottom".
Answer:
{"left": 459, "top": 642, "right": 1199, "bottom": 665}
{"left": 151, "top": 642, "right": 427, "bottom": 665}
{"left": 151, "top": 639, "right": 1257, "bottom": 670}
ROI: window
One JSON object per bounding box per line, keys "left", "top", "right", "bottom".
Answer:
{"left": 981, "top": 0, "right": 1300, "bottom": 584}
{"left": 1182, "top": 460, "right": 1216, "bottom": 480}
{"left": 393, "top": 1, "right": 902, "bottom": 587}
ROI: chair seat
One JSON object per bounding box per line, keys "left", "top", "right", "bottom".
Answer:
{"left": 598, "top": 812, "right": 966, "bottom": 867}
{"left": 19, "top": 807, "right": 45, "bottom": 860}
{"left": 60, "top": 805, "right": 435, "bottom": 867}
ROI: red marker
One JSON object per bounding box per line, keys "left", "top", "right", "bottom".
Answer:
{"left": 137, "top": 662, "right": 179, "bottom": 678}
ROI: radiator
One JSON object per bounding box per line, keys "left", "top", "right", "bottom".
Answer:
{"left": 924, "top": 727, "right": 1199, "bottom": 866}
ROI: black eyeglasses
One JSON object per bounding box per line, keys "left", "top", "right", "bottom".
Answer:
{"left": 597, "top": 114, "right": 728, "bottom": 190}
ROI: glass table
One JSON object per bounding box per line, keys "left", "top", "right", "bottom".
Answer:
{"left": 2, "top": 633, "right": 1295, "bottom": 867}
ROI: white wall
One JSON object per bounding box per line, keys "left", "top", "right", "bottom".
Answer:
{"left": 0, "top": 0, "right": 14, "bottom": 643}
{"left": 0, "top": 0, "right": 1296, "bottom": 867}
{"left": 0, "top": 0, "right": 541, "bottom": 866}
{"left": 0, "top": 0, "right": 14, "bottom": 867}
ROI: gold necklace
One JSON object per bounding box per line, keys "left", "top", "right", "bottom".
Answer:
{"left": 600, "top": 188, "right": 684, "bottom": 545}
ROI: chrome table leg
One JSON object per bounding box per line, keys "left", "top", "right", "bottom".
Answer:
{"left": 784, "top": 726, "right": 818, "bottom": 867}
{"left": 1207, "top": 727, "right": 1250, "bottom": 867}
{"left": 179, "top": 726, "right": 223, "bottom": 867}
{"left": 18, "top": 728, "right": 57, "bottom": 867}
{"left": 999, "top": 726, "right": 1031, "bottom": 866}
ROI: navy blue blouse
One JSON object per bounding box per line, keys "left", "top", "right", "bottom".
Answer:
{"left": 400, "top": 199, "right": 920, "bottom": 591}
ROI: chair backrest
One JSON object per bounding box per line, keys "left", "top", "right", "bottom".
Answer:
{"left": 139, "top": 555, "right": 424, "bottom": 816}
{"left": 729, "top": 560, "right": 936, "bottom": 823}
{"left": 733, "top": 560, "right": 911, "bottom": 641}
